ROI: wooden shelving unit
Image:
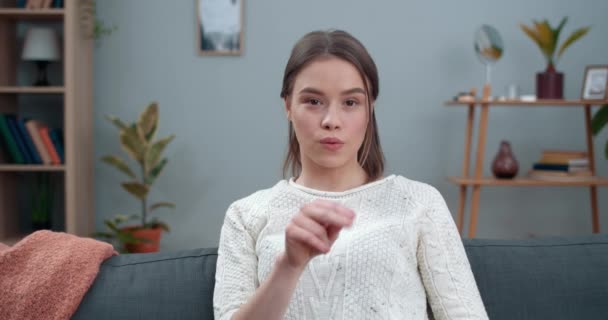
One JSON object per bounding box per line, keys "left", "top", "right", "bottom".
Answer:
{"left": 0, "top": 86, "right": 65, "bottom": 93}
{"left": 0, "top": 1, "right": 93, "bottom": 245}
{"left": 0, "top": 164, "right": 65, "bottom": 171}
{"left": 0, "top": 8, "right": 64, "bottom": 19}
{"left": 446, "top": 87, "right": 608, "bottom": 238}
{"left": 448, "top": 176, "right": 608, "bottom": 187}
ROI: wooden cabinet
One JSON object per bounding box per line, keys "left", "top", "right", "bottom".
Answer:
{"left": 0, "top": 0, "right": 93, "bottom": 244}
{"left": 446, "top": 96, "right": 608, "bottom": 238}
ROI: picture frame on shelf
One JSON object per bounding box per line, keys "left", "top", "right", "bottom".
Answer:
{"left": 581, "top": 65, "right": 608, "bottom": 100}
{"left": 196, "top": 0, "right": 243, "bottom": 56}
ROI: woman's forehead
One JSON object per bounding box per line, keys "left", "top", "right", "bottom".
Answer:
{"left": 293, "top": 57, "right": 366, "bottom": 94}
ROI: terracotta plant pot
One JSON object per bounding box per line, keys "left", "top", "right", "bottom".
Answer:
{"left": 536, "top": 66, "right": 563, "bottom": 99}
{"left": 492, "top": 140, "right": 519, "bottom": 179}
{"left": 122, "top": 227, "right": 163, "bottom": 253}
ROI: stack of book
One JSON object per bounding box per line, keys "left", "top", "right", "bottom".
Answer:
{"left": 0, "top": 113, "right": 64, "bottom": 165}
{"left": 16, "top": 0, "right": 63, "bottom": 9}
{"left": 527, "top": 150, "right": 593, "bottom": 181}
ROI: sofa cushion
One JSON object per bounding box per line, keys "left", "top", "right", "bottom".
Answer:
{"left": 73, "top": 234, "right": 608, "bottom": 320}
{"left": 72, "top": 248, "right": 218, "bottom": 320}
{"left": 463, "top": 234, "right": 608, "bottom": 320}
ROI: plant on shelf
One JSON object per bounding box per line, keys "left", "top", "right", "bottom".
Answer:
{"left": 592, "top": 104, "right": 608, "bottom": 161}
{"left": 79, "top": 0, "right": 117, "bottom": 40}
{"left": 520, "top": 17, "right": 590, "bottom": 99}
{"left": 94, "top": 102, "right": 175, "bottom": 253}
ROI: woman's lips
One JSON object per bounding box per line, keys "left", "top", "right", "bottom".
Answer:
{"left": 320, "top": 137, "right": 344, "bottom": 151}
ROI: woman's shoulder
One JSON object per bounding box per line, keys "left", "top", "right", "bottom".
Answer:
{"left": 226, "top": 179, "right": 289, "bottom": 216}
{"left": 390, "top": 174, "right": 444, "bottom": 203}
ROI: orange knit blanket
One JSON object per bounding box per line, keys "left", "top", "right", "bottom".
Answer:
{"left": 0, "top": 230, "right": 117, "bottom": 320}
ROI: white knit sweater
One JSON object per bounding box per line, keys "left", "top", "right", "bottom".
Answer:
{"left": 213, "top": 175, "right": 489, "bottom": 320}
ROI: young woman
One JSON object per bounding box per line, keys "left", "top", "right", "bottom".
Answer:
{"left": 213, "top": 30, "right": 489, "bottom": 320}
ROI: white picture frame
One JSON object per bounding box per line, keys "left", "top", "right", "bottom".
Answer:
{"left": 196, "top": 0, "right": 244, "bottom": 56}
{"left": 581, "top": 65, "right": 608, "bottom": 101}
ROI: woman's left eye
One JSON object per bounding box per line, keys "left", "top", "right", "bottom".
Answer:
{"left": 345, "top": 99, "right": 358, "bottom": 107}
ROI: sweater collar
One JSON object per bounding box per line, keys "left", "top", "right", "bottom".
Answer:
{"left": 287, "top": 174, "right": 396, "bottom": 198}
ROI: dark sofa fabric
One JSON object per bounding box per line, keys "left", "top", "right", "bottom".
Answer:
{"left": 73, "top": 234, "right": 608, "bottom": 320}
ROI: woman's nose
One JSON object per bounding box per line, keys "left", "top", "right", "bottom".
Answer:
{"left": 321, "top": 106, "right": 341, "bottom": 130}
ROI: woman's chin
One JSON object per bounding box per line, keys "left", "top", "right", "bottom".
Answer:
{"left": 311, "top": 157, "right": 351, "bottom": 170}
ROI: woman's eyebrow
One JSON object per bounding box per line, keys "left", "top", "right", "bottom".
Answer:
{"left": 298, "top": 87, "right": 366, "bottom": 96}
{"left": 298, "top": 87, "right": 325, "bottom": 95}
{"left": 341, "top": 88, "right": 366, "bottom": 95}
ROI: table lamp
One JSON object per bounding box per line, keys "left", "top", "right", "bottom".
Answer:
{"left": 22, "top": 27, "right": 61, "bottom": 86}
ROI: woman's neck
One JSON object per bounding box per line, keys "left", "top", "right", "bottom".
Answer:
{"left": 295, "top": 163, "right": 369, "bottom": 192}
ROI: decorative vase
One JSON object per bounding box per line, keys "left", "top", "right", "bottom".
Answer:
{"left": 123, "top": 227, "right": 162, "bottom": 253}
{"left": 536, "top": 65, "right": 563, "bottom": 99}
{"left": 492, "top": 141, "right": 519, "bottom": 179}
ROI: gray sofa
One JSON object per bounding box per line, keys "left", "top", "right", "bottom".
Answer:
{"left": 72, "top": 234, "right": 608, "bottom": 319}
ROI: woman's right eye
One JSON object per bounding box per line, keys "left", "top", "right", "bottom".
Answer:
{"left": 305, "top": 98, "right": 321, "bottom": 106}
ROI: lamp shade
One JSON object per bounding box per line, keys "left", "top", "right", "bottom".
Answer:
{"left": 22, "top": 27, "right": 61, "bottom": 61}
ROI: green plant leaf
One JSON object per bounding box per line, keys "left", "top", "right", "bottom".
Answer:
{"left": 105, "top": 115, "right": 129, "bottom": 131}
{"left": 104, "top": 220, "right": 120, "bottom": 233}
{"left": 117, "top": 231, "right": 146, "bottom": 244}
{"left": 591, "top": 105, "right": 608, "bottom": 136}
{"left": 145, "top": 158, "right": 168, "bottom": 185}
{"left": 92, "top": 231, "right": 115, "bottom": 239}
{"left": 146, "top": 218, "right": 170, "bottom": 232}
{"left": 145, "top": 135, "right": 174, "bottom": 173}
{"left": 557, "top": 26, "right": 590, "bottom": 59}
{"left": 532, "top": 20, "right": 554, "bottom": 59}
{"left": 101, "top": 155, "right": 136, "bottom": 178}
{"left": 113, "top": 213, "right": 141, "bottom": 224}
{"left": 137, "top": 102, "right": 159, "bottom": 143}
{"left": 121, "top": 182, "right": 149, "bottom": 200}
{"left": 156, "top": 222, "right": 170, "bottom": 232}
{"left": 553, "top": 17, "right": 568, "bottom": 49}
{"left": 120, "top": 125, "right": 146, "bottom": 163}
{"left": 520, "top": 24, "right": 548, "bottom": 60}
{"left": 149, "top": 201, "right": 176, "bottom": 211}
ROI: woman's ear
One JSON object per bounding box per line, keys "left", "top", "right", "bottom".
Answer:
{"left": 284, "top": 98, "right": 292, "bottom": 121}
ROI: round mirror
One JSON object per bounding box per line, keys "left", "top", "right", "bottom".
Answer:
{"left": 474, "top": 25, "right": 504, "bottom": 84}
{"left": 474, "top": 25, "right": 504, "bottom": 64}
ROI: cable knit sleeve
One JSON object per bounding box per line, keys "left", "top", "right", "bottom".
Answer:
{"left": 213, "top": 203, "right": 259, "bottom": 320}
{"left": 416, "top": 186, "right": 489, "bottom": 320}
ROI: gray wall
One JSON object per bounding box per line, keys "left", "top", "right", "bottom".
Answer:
{"left": 94, "top": 0, "right": 608, "bottom": 250}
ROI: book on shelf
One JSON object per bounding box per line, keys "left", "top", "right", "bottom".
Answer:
{"left": 16, "top": 119, "right": 42, "bottom": 164}
{"left": 25, "top": 120, "right": 52, "bottom": 164}
{"left": 0, "top": 113, "right": 63, "bottom": 165}
{"left": 542, "top": 149, "right": 587, "bottom": 156}
{"left": 532, "top": 163, "right": 589, "bottom": 173}
{"left": 0, "top": 114, "right": 24, "bottom": 164}
{"left": 538, "top": 156, "right": 589, "bottom": 166}
{"left": 6, "top": 115, "right": 33, "bottom": 164}
{"left": 19, "top": 0, "right": 62, "bottom": 9}
{"left": 528, "top": 149, "right": 596, "bottom": 181}
{"left": 527, "top": 169, "right": 595, "bottom": 182}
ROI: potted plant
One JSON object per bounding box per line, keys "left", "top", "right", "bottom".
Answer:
{"left": 592, "top": 104, "right": 608, "bottom": 161}
{"left": 95, "top": 102, "right": 175, "bottom": 253}
{"left": 520, "top": 17, "right": 590, "bottom": 99}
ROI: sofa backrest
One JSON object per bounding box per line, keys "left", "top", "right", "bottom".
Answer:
{"left": 72, "top": 248, "right": 218, "bottom": 320}
{"left": 464, "top": 234, "right": 608, "bottom": 319}
{"left": 73, "top": 234, "right": 608, "bottom": 320}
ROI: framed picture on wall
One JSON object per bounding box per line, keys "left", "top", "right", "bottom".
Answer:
{"left": 581, "top": 65, "right": 608, "bottom": 100}
{"left": 196, "top": 0, "right": 244, "bottom": 55}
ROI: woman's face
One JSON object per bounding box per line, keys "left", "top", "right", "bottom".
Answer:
{"left": 285, "top": 56, "right": 371, "bottom": 172}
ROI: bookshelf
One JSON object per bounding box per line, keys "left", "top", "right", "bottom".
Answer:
{"left": 446, "top": 86, "right": 608, "bottom": 238}
{"left": 0, "top": 0, "right": 93, "bottom": 245}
